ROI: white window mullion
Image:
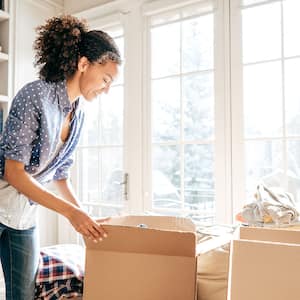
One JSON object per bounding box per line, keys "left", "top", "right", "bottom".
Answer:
{"left": 142, "top": 13, "right": 153, "bottom": 213}
{"left": 214, "top": 0, "right": 234, "bottom": 223}
{"left": 98, "top": 148, "right": 101, "bottom": 215}
{"left": 179, "top": 16, "right": 185, "bottom": 211}
{"left": 230, "top": 0, "right": 246, "bottom": 216}
{"left": 280, "top": 0, "right": 288, "bottom": 190}
{"left": 123, "top": 7, "right": 144, "bottom": 214}
{"left": 98, "top": 90, "right": 102, "bottom": 214}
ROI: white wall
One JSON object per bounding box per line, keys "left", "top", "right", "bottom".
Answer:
{"left": 12, "top": 0, "right": 63, "bottom": 246}
{"left": 13, "top": 0, "right": 62, "bottom": 93}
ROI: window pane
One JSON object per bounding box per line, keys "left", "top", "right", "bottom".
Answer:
{"left": 151, "top": 23, "right": 180, "bottom": 78}
{"left": 285, "top": 58, "right": 300, "bottom": 136}
{"left": 242, "top": 3, "right": 281, "bottom": 63}
{"left": 243, "top": 61, "right": 282, "bottom": 138}
{"left": 78, "top": 148, "right": 100, "bottom": 203}
{"left": 287, "top": 140, "right": 300, "bottom": 203}
{"left": 79, "top": 99, "right": 99, "bottom": 146}
{"left": 183, "top": 72, "right": 214, "bottom": 140}
{"left": 152, "top": 145, "right": 181, "bottom": 209}
{"left": 101, "top": 147, "right": 123, "bottom": 206}
{"left": 284, "top": 0, "right": 300, "bottom": 57}
{"left": 81, "top": 147, "right": 124, "bottom": 217}
{"left": 182, "top": 14, "right": 214, "bottom": 73}
{"left": 245, "top": 140, "right": 283, "bottom": 195}
{"left": 184, "top": 144, "right": 215, "bottom": 213}
{"left": 152, "top": 77, "right": 180, "bottom": 142}
{"left": 100, "top": 86, "right": 124, "bottom": 145}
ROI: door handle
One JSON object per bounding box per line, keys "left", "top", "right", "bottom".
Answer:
{"left": 119, "top": 172, "right": 129, "bottom": 201}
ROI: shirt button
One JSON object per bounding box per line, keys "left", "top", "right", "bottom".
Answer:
{"left": 63, "top": 107, "right": 71, "bottom": 114}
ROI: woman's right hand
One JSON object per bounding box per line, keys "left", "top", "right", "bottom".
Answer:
{"left": 67, "top": 207, "right": 108, "bottom": 242}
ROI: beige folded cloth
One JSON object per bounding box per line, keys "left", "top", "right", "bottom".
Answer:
{"left": 241, "top": 184, "right": 299, "bottom": 225}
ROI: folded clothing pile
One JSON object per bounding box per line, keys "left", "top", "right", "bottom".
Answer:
{"left": 236, "top": 183, "right": 300, "bottom": 226}
{"left": 35, "top": 244, "right": 85, "bottom": 300}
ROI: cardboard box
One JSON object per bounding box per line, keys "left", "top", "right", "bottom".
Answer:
{"left": 83, "top": 215, "right": 198, "bottom": 300}
{"left": 228, "top": 226, "right": 300, "bottom": 300}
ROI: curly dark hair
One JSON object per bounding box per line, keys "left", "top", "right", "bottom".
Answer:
{"left": 34, "top": 15, "right": 121, "bottom": 82}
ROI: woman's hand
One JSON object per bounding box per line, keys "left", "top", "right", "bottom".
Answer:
{"left": 95, "top": 216, "right": 111, "bottom": 224}
{"left": 67, "top": 207, "right": 108, "bottom": 242}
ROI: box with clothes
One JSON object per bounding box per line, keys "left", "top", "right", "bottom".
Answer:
{"left": 228, "top": 226, "right": 300, "bottom": 300}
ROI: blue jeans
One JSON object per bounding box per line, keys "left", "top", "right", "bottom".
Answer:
{"left": 0, "top": 223, "right": 39, "bottom": 300}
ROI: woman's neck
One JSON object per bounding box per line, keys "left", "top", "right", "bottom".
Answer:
{"left": 66, "top": 73, "right": 81, "bottom": 103}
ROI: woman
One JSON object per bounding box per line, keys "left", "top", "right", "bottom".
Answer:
{"left": 0, "top": 15, "right": 121, "bottom": 299}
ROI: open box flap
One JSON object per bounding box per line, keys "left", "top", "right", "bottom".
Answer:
{"left": 239, "top": 226, "right": 300, "bottom": 244}
{"left": 106, "top": 215, "right": 196, "bottom": 232}
{"left": 84, "top": 224, "right": 196, "bottom": 257}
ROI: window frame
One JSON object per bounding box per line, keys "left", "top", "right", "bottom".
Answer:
{"left": 230, "top": 0, "right": 246, "bottom": 215}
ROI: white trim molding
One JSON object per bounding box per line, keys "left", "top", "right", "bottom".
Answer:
{"left": 142, "top": 0, "right": 216, "bottom": 16}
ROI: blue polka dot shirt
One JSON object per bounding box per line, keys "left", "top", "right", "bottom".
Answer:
{"left": 0, "top": 79, "right": 85, "bottom": 184}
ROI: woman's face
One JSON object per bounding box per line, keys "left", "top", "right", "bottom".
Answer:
{"left": 79, "top": 59, "right": 119, "bottom": 101}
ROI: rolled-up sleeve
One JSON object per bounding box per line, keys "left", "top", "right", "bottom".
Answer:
{"left": 2, "top": 89, "right": 39, "bottom": 165}
{"left": 53, "top": 156, "right": 74, "bottom": 181}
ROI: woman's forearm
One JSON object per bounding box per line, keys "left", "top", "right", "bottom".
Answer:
{"left": 53, "top": 178, "right": 83, "bottom": 209}
{"left": 4, "top": 159, "right": 77, "bottom": 219}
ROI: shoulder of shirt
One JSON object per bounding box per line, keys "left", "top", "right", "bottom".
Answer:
{"left": 20, "top": 79, "right": 56, "bottom": 92}
{"left": 14, "top": 79, "right": 62, "bottom": 105}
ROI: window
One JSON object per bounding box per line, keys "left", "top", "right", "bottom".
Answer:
{"left": 70, "top": 0, "right": 300, "bottom": 235}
